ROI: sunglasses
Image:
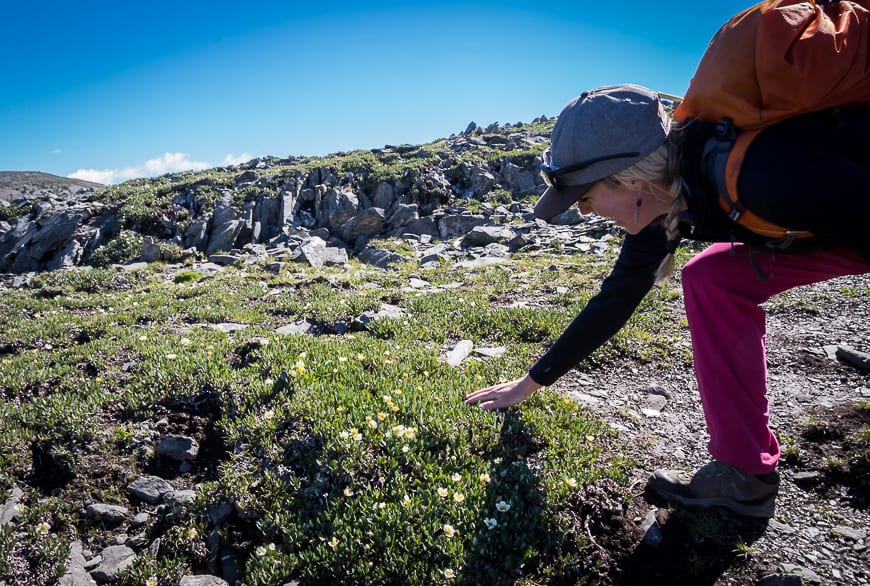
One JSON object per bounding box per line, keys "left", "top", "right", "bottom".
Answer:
{"left": 540, "top": 148, "right": 640, "bottom": 191}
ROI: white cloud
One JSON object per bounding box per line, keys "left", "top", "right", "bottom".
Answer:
{"left": 68, "top": 152, "right": 214, "bottom": 185}
{"left": 143, "top": 152, "right": 210, "bottom": 175}
{"left": 221, "top": 152, "right": 254, "bottom": 166}
{"left": 51, "top": 149, "right": 62, "bottom": 155}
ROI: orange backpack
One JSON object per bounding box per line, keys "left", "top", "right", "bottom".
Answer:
{"left": 674, "top": 0, "right": 870, "bottom": 239}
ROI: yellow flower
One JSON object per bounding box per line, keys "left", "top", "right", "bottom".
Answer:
{"left": 565, "top": 477, "right": 578, "bottom": 488}
{"left": 187, "top": 527, "right": 198, "bottom": 539}
{"left": 256, "top": 546, "right": 267, "bottom": 556}
{"left": 145, "top": 577, "right": 158, "bottom": 586}
{"left": 166, "top": 353, "right": 177, "bottom": 360}
{"left": 357, "top": 353, "right": 365, "bottom": 361}
{"left": 451, "top": 473, "right": 462, "bottom": 482}
{"left": 339, "top": 431, "right": 350, "bottom": 440}
{"left": 443, "top": 568, "right": 455, "bottom": 579}
{"left": 443, "top": 524, "right": 456, "bottom": 537}
{"left": 437, "top": 487, "right": 448, "bottom": 498}
{"left": 180, "top": 338, "right": 192, "bottom": 347}
{"left": 403, "top": 427, "right": 417, "bottom": 439}
{"left": 263, "top": 410, "right": 275, "bottom": 421}
{"left": 328, "top": 536, "right": 339, "bottom": 548}
{"left": 453, "top": 492, "right": 465, "bottom": 504}
{"left": 35, "top": 521, "right": 50, "bottom": 535}
{"left": 496, "top": 500, "right": 511, "bottom": 512}
{"left": 344, "top": 487, "right": 354, "bottom": 497}
{"left": 377, "top": 412, "right": 387, "bottom": 420}
{"left": 352, "top": 432, "right": 363, "bottom": 442}
{"left": 479, "top": 473, "right": 491, "bottom": 484}
{"left": 402, "top": 495, "right": 411, "bottom": 507}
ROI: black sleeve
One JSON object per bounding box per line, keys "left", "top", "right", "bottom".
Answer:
{"left": 528, "top": 223, "right": 668, "bottom": 387}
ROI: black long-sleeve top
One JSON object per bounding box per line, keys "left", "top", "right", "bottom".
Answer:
{"left": 528, "top": 108, "right": 870, "bottom": 387}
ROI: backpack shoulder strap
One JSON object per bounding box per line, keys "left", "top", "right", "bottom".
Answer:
{"left": 705, "top": 121, "right": 815, "bottom": 239}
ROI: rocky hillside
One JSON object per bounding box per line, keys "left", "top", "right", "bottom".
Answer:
{"left": 0, "top": 171, "right": 103, "bottom": 202}
{"left": 0, "top": 118, "right": 565, "bottom": 275}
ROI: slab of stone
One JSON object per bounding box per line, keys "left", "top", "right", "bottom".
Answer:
{"left": 445, "top": 340, "right": 473, "bottom": 366}
{"left": 157, "top": 435, "right": 199, "bottom": 461}
{"left": 89, "top": 545, "right": 135, "bottom": 582}
{"left": 179, "top": 576, "right": 230, "bottom": 586}
{"left": 128, "top": 475, "right": 174, "bottom": 504}
{"left": 85, "top": 504, "right": 129, "bottom": 527}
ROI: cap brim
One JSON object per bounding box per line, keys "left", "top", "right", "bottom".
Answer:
{"left": 533, "top": 183, "right": 594, "bottom": 221}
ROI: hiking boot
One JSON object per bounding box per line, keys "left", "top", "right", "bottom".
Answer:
{"left": 648, "top": 460, "right": 780, "bottom": 518}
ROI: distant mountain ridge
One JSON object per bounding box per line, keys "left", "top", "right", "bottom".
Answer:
{"left": 0, "top": 171, "right": 103, "bottom": 202}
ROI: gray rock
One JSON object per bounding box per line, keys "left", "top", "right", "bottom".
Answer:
{"left": 400, "top": 216, "right": 438, "bottom": 239}
{"left": 128, "top": 475, "right": 174, "bottom": 504}
{"left": 58, "top": 541, "right": 97, "bottom": 586}
{"left": 157, "top": 435, "right": 199, "bottom": 461}
{"left": 130, "top": 512, "right": 149, "bottom": 528}
{"left": 207, "top": 253, "right": 241, "bottom": 266}
{"left": 778, "top": 563, "right": 822, "bottom": 584}
{"left": 179, "top": 576, "right": 230, "bottom": 586}
{"left": 547, "top": 208, "right": 584, "bottom": 226}
{"left": 438, "top": 214, "right": 486, "bottom": 239}
{"left": 757, "top": 575, "right": 803, "bottom": 586}
{"left": 319, "top": 187, "right": 358, "bottom": 232}
{"left": 164, "top": 489, "right": 197, "bottom": 507}
{"left": 0, "top": 486, "right": 24, "bottom": 527}
{"left": 640, "top": 510, "right": 662, "bottom": 546}
{"left": 445, "top": 340, "right": 473, "bottom": 366}
{"left": 85, "top": 504, "right": 129, "bottom": 527}
{"left": 209, "top": 323, "right": 248, "bottom": 333}
{"left": 371, "top": 181, "right": 396, "bottom": 210}
{"left": 386, "top": 203, "right": 419, "bottom": 229}
{"left": 836, "top": 345, "right": 870, "bottom": 369}
{"left": 461, "top": 225, "right": 517, "bottom": 247}
{"left": 832, "top": 525, "right": 866, "bottom": 541}
{"left": 206, "top": 219, "right": 244, "bottom": 256}
{"left": 342, "top": 207, "right": 385, "bottom": 243}
{"left": 351, "top": 304, "right": 404, "bottom": 331}
{"left": 89, "top": 545, "right": 135, "bottom": 582}
{"left": 276, "top": 320, "right": 317, "bottom": 336}
{"left": 140, "top": 236, "right": 162, "bottom": 263}
{"left": 469, "top": 165, "right": 496, "bottom": 196}
{"left": 357, "top": 247, "right": 407, "bottom": 269}
{"left": 499, "top": 161, "right": 538, "bottom": 195}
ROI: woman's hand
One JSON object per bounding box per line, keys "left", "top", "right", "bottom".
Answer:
{"left": 464, "top": 374, "right": 542, "bottom": 410}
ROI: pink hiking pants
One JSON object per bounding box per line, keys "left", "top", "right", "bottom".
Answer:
{"left": 681, "top": 243, "right": 870, "bottom": 475}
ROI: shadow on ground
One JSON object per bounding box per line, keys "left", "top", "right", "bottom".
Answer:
{"left": 612, "top": 488, "right": 769, "bottom": 585}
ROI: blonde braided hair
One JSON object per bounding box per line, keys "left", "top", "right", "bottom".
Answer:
{"left": 608, "top": 130, "right": 686, "bottom": 284}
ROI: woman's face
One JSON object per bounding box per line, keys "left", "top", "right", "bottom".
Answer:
{"left": 578, "top": 180, "right": 646, "bottom": 234}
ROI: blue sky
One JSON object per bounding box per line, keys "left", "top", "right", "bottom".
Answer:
{"left": 1, "top": 1, "right": 750, "bottom": 184}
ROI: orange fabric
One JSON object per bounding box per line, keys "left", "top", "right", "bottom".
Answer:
{"left": 677, "top": 0, "right": 870, "bottom": 239}
{"left": 675, "top": 0, "right": 870, "bottom": 128}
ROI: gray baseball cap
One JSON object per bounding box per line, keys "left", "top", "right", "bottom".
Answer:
{"left": 534, "top": 84, "right": 671, "bottom": 221}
